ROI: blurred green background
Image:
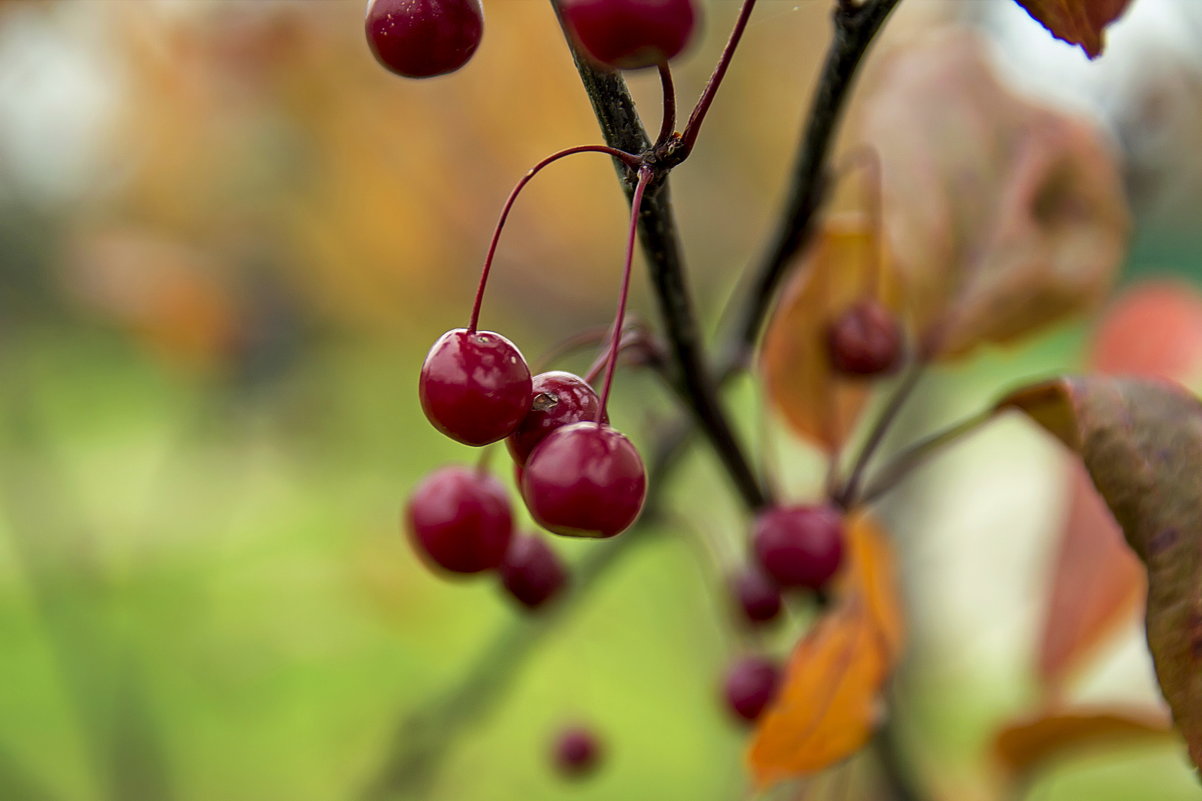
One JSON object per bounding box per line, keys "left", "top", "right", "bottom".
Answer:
{"left": 2, "top": 1, "right": 1202, "bottom": 800}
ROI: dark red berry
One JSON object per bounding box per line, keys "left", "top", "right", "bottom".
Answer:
{"left": 499, "top": 534, "right": 568, "bottom": 610}
{"left": 722, "top": 656, "right": 781, "bottom": 723}
{"left": 406, "top": 465, "right": 513, "bottom": 574}
{"left": 752, "top": 504, "right": 845, "bottom": 590}
{"left": 365, "top": 0, "right": 484, "bottom": 79}
{"left": 826, "top": 299, "right": 903, "bottom": 376}
{"left": 731, "top": 566, "right": 783, "bottom": 626}
{"left": 560, "top": 0, "right": 698, "bottom": 71}
{"left": 419, "top": 328, "right": 532, "bottom": 446}
{"left": 521, "top": 423, "right": 646, "bottom": 538}
{"left": 552, "top": 726, "right": 602, "bottom": 778}
{"left": 507, "top": 371, "right": 606, "bottom": 466}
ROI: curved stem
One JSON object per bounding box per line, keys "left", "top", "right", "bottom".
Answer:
{"left": 598, "top": 166, "right": 655, "bottom": 420}
{"left": 656, "top": 63, "right": 677, "bottom": 146}
{"left": 680, "top": 0, "right": 759, "bottom": 154}
{"left": 468, "top": 144, "right": 640, "bottom": 332}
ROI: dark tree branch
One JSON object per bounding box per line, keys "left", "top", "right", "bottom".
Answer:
{"left": 716, "top": 0, "right": 903, "bottom": 377}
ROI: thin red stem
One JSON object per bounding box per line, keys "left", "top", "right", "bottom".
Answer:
{"left": 467, "top": 144, "right": 641, "bottom": 333}
{"left": 596, "top": 166, "right": 654, "bottom": 421}
{"left": 680, "top": 0, "right": 758, "bottom": 153}
{"left": 655, "top": 63, "right": 677, "bottom": 146}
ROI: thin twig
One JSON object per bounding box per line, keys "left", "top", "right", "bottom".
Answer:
{"left": 856, "top": 408, "right": 996, "bottom": 507}
{"left": 716, "top": 0, "right": 904, "bottom": 377}
{"left": 833, "top": 364, "right": 923, "bottom": 509}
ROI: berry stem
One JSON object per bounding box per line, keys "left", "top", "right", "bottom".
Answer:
{"left": 468, "top": 144, "right": 641, "bottom": 333}
{"left": 655, "top": 62, "right": 677, "bottom": 147}
{"left": 856, "top": 406, "right": 995, "bottom": 507}
{"left": 832, "top": 363, "right": 923, "bottom": 509}
{"left": 597, "top": 166, "right": 654, "bottom": 421}
{"left": 679, "top": 0, "right": 758, "bottom": 155}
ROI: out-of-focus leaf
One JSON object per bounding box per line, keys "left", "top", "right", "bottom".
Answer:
{"left": 1039, "top": 282, "right": 1202, "bottom": 687}
{"left": 1039, "top": 468, "right": 1145, "bottom": 686}
{"left": 1014, "top": 0, "right": 1133, "bottom": 59}
{"left": 1000, "top": 376, "right": 1202, "bottom": 772}
{"left": 857, "top": 32, "right": 1129, "bottom": 358}
{"left": 1091, "top": 281, "right": 1202, "bottom": 386}
{"left": 748, "top": 515, "right": 902, "bottom": 787}
{"left": 993, "top": 708, "right": 1172, "bottom": 778}
{"left": 760, "top": 215, "right": 901, "bottom": 452}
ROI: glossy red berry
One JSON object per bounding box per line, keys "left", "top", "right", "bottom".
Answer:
{"left": 552, "top": 726, "right": 602, "bottom": 778}
{"left": 507, "top": 371, "right": 606, "bottom": 466}
{"left": 521, "top": 423, "right": 646, "bottom": 538}
{"left": 731, "top": 566, "right": 783, "bottom": 626}
{"left": 723, "top": 656, "right": 781, "bottom": 723}
{"left": 499, "top": 534, "right": 568, "bottom": 610}
{"left": 826, "top": 299, "right": 903, "bottom": 376}
{"left": 365, "top": 0, "right": 484, "bottom": 79}
{"left": 752, "top": 504, "right": 845, "bottom": 590}
{"left": 419, "top": 328, "right": 532, "bottom": 446}
{"left": 560, "top": 0, "right": 698, "bottom": 71}
{"left": 406, "top": 465, "right": 513, "bottom": 574}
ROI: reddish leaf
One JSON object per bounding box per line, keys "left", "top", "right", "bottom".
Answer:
{"left": 994, "top": 708, "right": 1172, "bottom": 778}
{"left": 1014, "top": 0, "right": 1133, "bottom": 59}
{"left": 857, "top": 33, "right": 1129, "bottom": 359}
{"left": 1091, "top": 281, "right": 1202, "bottom": 384}
{"left": 747, "top": 515, "right": 903, "bottom": 787}
{"left": 1039, "top": 468, "right": 1145, "bottom": 686}
{"left": 1000, "top": 376, "right": 1202, "bottom": 773}
{"left": 760, "top": 215, "right": 902, "bottom": 451}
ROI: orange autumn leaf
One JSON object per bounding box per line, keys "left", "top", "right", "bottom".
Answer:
{"left": 1014, "top": 0, "right": 1133, "bottom": 59}
{"left": 760, "top": 214, "right": 901, "bottom": 452}
{"left": 993, "top": 708, "right": 1172, "bottom": 779}
{"left": 747, "top": 515, "right": 903, "bottom": 788}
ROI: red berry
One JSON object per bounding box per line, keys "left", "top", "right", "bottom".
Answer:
{"left": 731, "top": 566, "right": 783, "bottom": 626}
{"left": 552, "top": 726, "right": 602, "bottom": 778}
{"left": 507, "top": 371, "right": 606, "bottom": 466}
{"left": 752, "top": 505, "right": 845, "bottom": 590}
{"left": 560, "top": 0, "right": 699, "bottom": 71}
{"left": 826, "top": 299, "right": 903, "bottom": 376}
{"left": 722, "top": 656, "right": 781, "bottom": 723}
{"left": 419, "top": 328, "right": 532, "bottom": 446}
{"left": 365, "top": 0, "right": 484, "bottom": 79}
{"left": 499, "top": 534, "right": 568, "bottom": 610}
{"left": 406, "top": 465, "right": 513, "bottom": 574}
{"left": 521, "top": 423, "right": 646, "bottom": 538}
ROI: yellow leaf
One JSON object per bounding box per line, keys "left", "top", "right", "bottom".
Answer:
{"left": 993, "top": 708, "right": 1172, "bottom": 780}
{"left": 760, "top": 215, "right": 901, "bottom": 452}
{"left": 747, "top": 514, "right": 904, "bottom": 788}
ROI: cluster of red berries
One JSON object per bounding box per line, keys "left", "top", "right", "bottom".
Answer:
{"left": 715, "top": 503, "right": 848, "bottom": 722}
{"left": 365, "top": 0, "right": 699, "bottom": 78}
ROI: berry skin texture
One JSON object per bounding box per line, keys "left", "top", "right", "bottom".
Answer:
{"left": 723, "top": 657, "right": 781, "bottom": 723}
{"left": 507, "top": 371, "right": 606, "bottom": 466}
{"left": 753, "top": 504, "right": 845, "bottom": 590}
{"left": 499, "top": 534, "right": 568, "bottom": 610}
{"left": 731, "top": 566, "right": 783, "bottom": 626}
{"left": 406, "top": 465, "right": 513, "bottom": 574}
{"left": 560, "top": 0, "right": 699, "bottom": 71}
{"left": 552, "top": 726, "right": 602, "bottom": 778}
{"left": 419, "top": 328, "right": 532, "bottom": 446}
{"left": 365, "top": 0, "right": 484, "bottom": 79}
{"left": 521, "top": 423, "right": 646, "bottom": 539}
{"left": 826, "top": 299, "right": 903, "bottom": 377}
